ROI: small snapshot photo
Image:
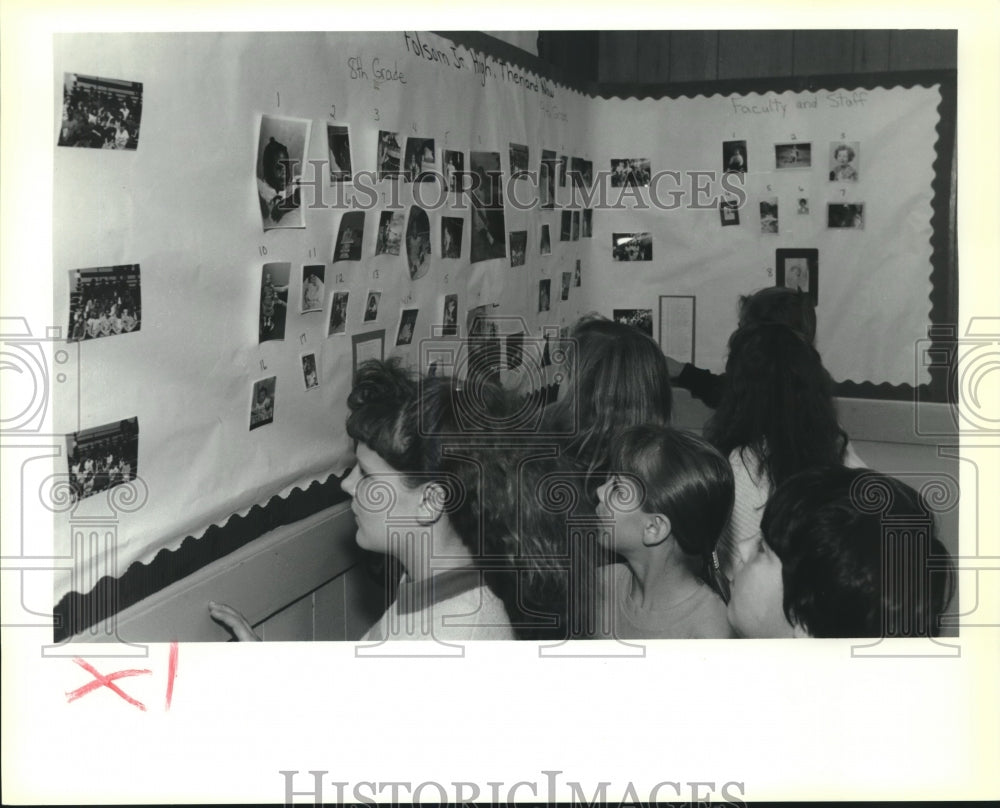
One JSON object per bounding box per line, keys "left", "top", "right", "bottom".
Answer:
{"left": 509, "top": 231, "right": 527, "bottom": 267}
{"left": 250, "top": 377, "right": 276, "bottom": 431}
{"left": 363, "top": 289, "right": 381, "bottom": 323}
{"left": 301, "top": 265, "right": 326, "bottom": 314}
{"left": 441, "top": 216, "right": 464, "bottom": 259}
{"left": 375, "top": 210, "right": 405, "bottom": 256}
{"left": 301, "top": 352, "right": 319, "bottom": 391}
{"left": 540, "top": 224, "right": 552, "bottom": 255}
{"left": 67, "top": 264, "right": 141, "bottom": 342}
{"left": 59, "top": 73, "right": 143, "bottom": 150}
{"left": 775, "top": 248, "right": 819, "bottom": 306}
{"left": 509, "top": 143, "right": 529, "bottom": 177}
{"left": 580, "top": 159, "right": 594, "bottom": 187}
{"left": 403, "top": 137, "right": 436, "bottom": 182}
{"left": 723, "top": 140, "right": 747, "bottom": 173}
{"left": 582, "top": 208, "right": 593, "bottom": 238}
{"left": 327, "top": 290, "right": 349, "bottom": 336}
{"left": 538, "top": 279, "right": 551, "bottom": 313}
{"left": 829, "top": 141, "right": 860, "bottom": 181}
{"left": 612, "top": 232, "right": 653, "bottom": 262}
{"left": 613, "top": 308, "right": 654, "bottom": 337}
{"left": 65, "top": 417, "right": 139, "bottom": 503}
{"left": 774, "top": 142, "right": 812, "bottom": 169}
{"left": 540, "top": 149, "right": 557, "bottom": 209}
{"left": 259, "top": 262, "right": 291, "bottom": 343}
{"left": 574, "top": 258, "right": 582, "bottom": 286}
{"left": 560, "top": 271, "right": 572, "bottom": 301}
{"left": 333, "top": 211, "right": 365, "bottom": 262}
{"left": 828, "top": 202, "right": 865, "bottom": 229}
{"left": 442, "top": 293, "right": 458, "bottom": 336}
{"left": 560, "top": 211, "right": 572, "bottom": 241}
{"left": 469, "top": 151, "right": 507, "bottom": 264}
{"left": 406, "top": 206, "right": 432, "bottom": 280}
{"left": 796, "top": 197, "right": 810, "bottom": 215}
{"left": 558, "top": 155, "right": 568, "bottom": 187}
{"left": 443, "top": 150, "right": 465, "bottom": 192}
{"left": 395, "top": 308, "right": 419, "bottom": 346}
{"left": 719, "top": 195, "right": 740, "bottom": 227}
{"left": 327, "top": 124, "right": 352, "bottom": 182}
{"left": 377, "top": 130, "right": 402, "bottom": 180}
{"left": 571, "top": 211, "right": 580, "bottom": 241}
{"left": 610, "top": 158, "right": 651, "bottom": 187}
{"left": 256, "top": 114, "right": 310, "bottom": 230}
{"left": 759, "top": 197, "right": 779, "bottom": 234}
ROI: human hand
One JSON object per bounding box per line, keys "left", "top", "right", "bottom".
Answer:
{"left": 208, "top": 601, "right": 262, "bottom": 641}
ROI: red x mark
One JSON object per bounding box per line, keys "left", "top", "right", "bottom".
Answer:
{"left": 66, "top": 657, "right": 152, "bottom": 711}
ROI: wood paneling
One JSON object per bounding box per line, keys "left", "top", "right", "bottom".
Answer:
{"left": 598, "top": 30, "right": 637, "bottom": 84}
{"left": 853, "top": 29, "right": 891, "bottom": 73}
{"left": 718, "top": 30, "right": 795, "bottom": 80}
{"left": 793, "top": 30, "right": 855, "bottom": 77}
{"left": 889, "top": 29, "right": 957, "bottom": 71}
{"left": 635, "top": 31, "right": 670, "bottom": 83}
{"left": 669, "top": 31, "right": 719, "bottom": 83}
{"left": 259, "top": 594, "right": 313, "bottom": 642}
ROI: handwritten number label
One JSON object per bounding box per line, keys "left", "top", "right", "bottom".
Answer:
{"left": 336, "top": 273, "right": 345, "bottom": 284}
{"left": 308, "top": 247, "right": 316, "bottom": 258}
{"left": 766, "top": 267, "right": 773, "bottom": 277}
{"left": 840, "top": 132, "right": 846, "bottom": 139}
{"left": 329, "top": 105, "right": 336, "bottom": 119}
{"left": 259, "top": 245, "right": 268, "bottom": 257}
{"left": 841, "top": 189, "right": 846, "bottom": 197}
{"left": 373, "top": 269, "right": 380, "bottom": 280}
{"left": 260, "top": 359, "right": 267, "bottom": 371}
{"left": 790, "top": 133, "right": 797, "bottom": 140}
{"left": 766, "top": 185, "right": 772, "bottom": 192}
{"left": 374, "top": 108, "right": 380, "bottom": 121}
{"left": 443, "top": 274, "right": 449, "bottom": 285}
{"left": 276, "top": 92, "right": 280, "bottom": 108}
{"left": 412, "top": 122, "right": 418, "bottom": 133}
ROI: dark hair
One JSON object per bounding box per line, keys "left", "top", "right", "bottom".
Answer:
{"left": 261, "top": 136, "right": 290, "bottom": 189}
{"left": 546, "top": 315, "right": 672, "bottom": 478}
{"left": 737, "top": 287, "right": 816, "bottom": 344}
{"left": 705, "top": 323, "right": 847, "bottom": 488}
{"left": 610, "top": 425, "right": 733, "bottom": 591}
{"left": 834, "top": 144, "right": 856, "bottom": 162}
{"left": 761, "top": 467, "right": 955, "bottom": 638}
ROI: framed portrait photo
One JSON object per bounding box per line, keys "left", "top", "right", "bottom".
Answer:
{"left": 351, "top": 329, "right": 385, "bottom": 377}
{"left": 775, "top": 248, "right": 819, "bottom": 307}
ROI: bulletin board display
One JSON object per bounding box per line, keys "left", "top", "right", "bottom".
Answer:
{"left": 53, "top": 31, "right": 594, "bottom": 602}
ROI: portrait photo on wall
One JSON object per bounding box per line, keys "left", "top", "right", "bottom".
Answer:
{"left": 612, "top": 232, "right": 653, "bottom": 262}
{"left": 58, "top": 72, "right": 143, "bottom": 150}
{"left": 333, "top": 211, "right": 365, "bottom": 262}
{"left": 441, "top": 216, "right": 464, "bottom": 259}
{"left": 469, "top": 151, "right": 507, "bottom": 263}
{"left": 256, "top": 114, "right": 310, "bottom": 230}
{"left": 67, "top": 264, "right": 141, "bottom": 342}
{"left": 538, "top": 279, "right": 551, "bottom": 312}
{"left": 441, "top": 293, "right": 458, "bottom": 336}
{"left": 443, "top": 149, "right": 465, "bottom": 192}
{"left": 582, "top": 208, "right": 593, "bottom": 238}
{"left": 797, "top": 197, "right": 810, "bottom": 215}
{"left": 510, "top": 142, "right": 529, "bottom": 177}
{"left": 610, "top": 157, "right": 651, "bottom": 187}
{"left": 403, "top": 136, "right": 436, "bottom": 181}
{"left": 300, "top": 264, "right": 325, "bottom": 313}
{"left": 395, "top": 308, "right": 419, "bottom": 346}
{"left": 259, "top": 262, "right": 290, "bottom": 343}
{"left": 560, "top": 210, "right": 572, "bottom": 241}
{"left": 377, "top": 130, "right": 402, "bottom": 180}
{"left": 558, "top": 154, "right": 568, "bottom": 187}
{"left": 363, "top": 289, "right": 381, "bottom": 323}
{"left": 352, "top": 329, "right": 385, "bottom": 378}
{"left": 571, "top": 210, "right": 580, "bottom": 241}
{"left": 774, "top": 142, "right": 812, "bottom": 169}
{"left": 723, "top": 139, "right": 747, "bottom": 173}
{"left": 574, "top": 258, "right": 582, "bottom": 286}
{"left": 561, "top": 271, "right": 571, "bottom": 300}
{"left": 327, "top": 290, "right": 349, "bottom": 336}
{"left": 466, "top": 304, "right": 502, "bottom": 384}
{"left": 406, "top": 206, "right": 432, "bottom": 279}
{"left": 828, "top": 202, "right": 865, "bottom": 229}
{"left": 249, "top": 376, "right": 276, "bottom": 431}
{"left": 509, "top": 231, "right": 527, "bottom": 267}
{"left": 301, "top": 352, "right": 319, "bottom": 391}
{"left": 759, "top": 197, "right": 779, "bottom": 234}
{"left": 775, "top": 248, "right": 819, "bottom": 306}
{"left": 719, "top": 195, "right": 740, "bottom": 227}
{"left": 540, "top": 149, "right": 557, "bottom": 209}
{"left": 326, "top": 124, "right": 352, "bottom": 182}
{"left": 375, "top": 210, "right": 405, "bottom": 256}
{"left": 829, "top": 141, "right": 860, "bottom": 181}
{"left": 613, "top": 308, "right": 653, "bottom": 337}
{"left": 65, "top": 417, "right": 139, "bottom": 504}
{"left": 540, "top": 224, "right": 552, "bottom": 255}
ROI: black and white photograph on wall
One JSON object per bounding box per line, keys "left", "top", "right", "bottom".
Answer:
{"left": 723, "top": 139, "right": 747, "bottom": 173}
{"left": 441, "top": 216, "right": 464, "bottom": 258}
{"left": 540, "top": 149, "right": 557, "bottom": 208}
{"left": 443, "top": 149, "right": 465, "bottom": 192}
{"left": 797, "top": 197, "right": 810, "bottom": 215}
{"left": 466, "top": 305, "right": 501, "bottom": 385}
{"left": 259, "top": 262, "right": 290, "bottom": 342}
{"left": 719, "top": 194, "right": 740, "bottom": 226}
{"left": 249, "top": 377, "right": 276, "bottom": 431}
{"left": 509, "top": 142, "right": 529, "bottom": 177}
{"left": 509, "top": 231, "right": 527, "bottom": 267}
{"left": 614, "top": 308, "right": 654, "bottom": 337}
{"left": 326, "top": 124, "right": 352, "bottom": 182}
{"left": 300, "top": 265, "right": 325, "bottom": 313}
{"left": 256, "top": 114, "right": 309, "bottom": 230}
{"left": 405, "top": 206, "right": 432, "bottom": 279}
{"left": 506, "top": 331, "right": 524, "bottom": 370}
{"left": 560, "top": 210, "right": 572, "bottom": 241}
{"left": 582, "top": 208, "right": 593, "bottom": 238}
{"left": 67, "top": 264, "right": 141, "bottom": 342}
{"left": 581, "top": 158, "right": 593, "bottom": 187}
{"left": 333, "top": 211, "right": 365, "bottom": 262}
{"left": 374, "top": 210, "right": 405, "bottom": 256}
{"left": 829, "top": 141, "right": 860, "bottom": 181}
{"left": 327, "top": 290, "right": 349, "bottom": 336}
{"left": 759, "top": 197, "right": 779, "bottom": 234}
{"left": 612, "top": 232, "right": 653, "bottom": 261}
{"left": 574, "top": 258, "right": 582, "bottom": 286}
{"left": 540, "top": 224, "right": 552, "bottom": 255}
{"left": 395, "top": 308, "right": 419, "bottom": 346}
{"left": 775, "top": 142, "right": 812, "bottom": 169}
{"left": 377, "top": 130, "right": 402, "bottom": 180}
{"left": 610, "top": 157, "right": 651, "bottom": 187}
{"left": 570, "top": 156, "right": 585, "bottom": 188}
{"left": 403, "top": 136, "right": 436, "bottom": 181}
{"left": 571, "top": 210, "right": 580, "bottom": 241}
{"left": 58, "top": 73, "right": 143, "bottom": 150}
{"left": 65, "top": 417, "right": 139, "bottom": 504}
{"left": 442, "top": 293, "right": 458, "bottom": 336}
{"left": 828, "top": 202, "right": 865, "bottom": 229}
{"left": 561, "top": 271, "right": 571, "bottom": 300}
{"left": 558, "top": 154, "right": 568, "bottom": 187}
{"left": 775, "top": 248, "right": 819, "bottom": 306}
{"left": 538, "top": 279, "right": 551, "bottom": 312}
{"left": 469, "top": 151, "right": 507, "bottom": 263}
{"left": 363, "top": 289, "right": 381, "bottom": 322}
{"left": 300, "top": 352, "right": 319, "bottom": 391}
